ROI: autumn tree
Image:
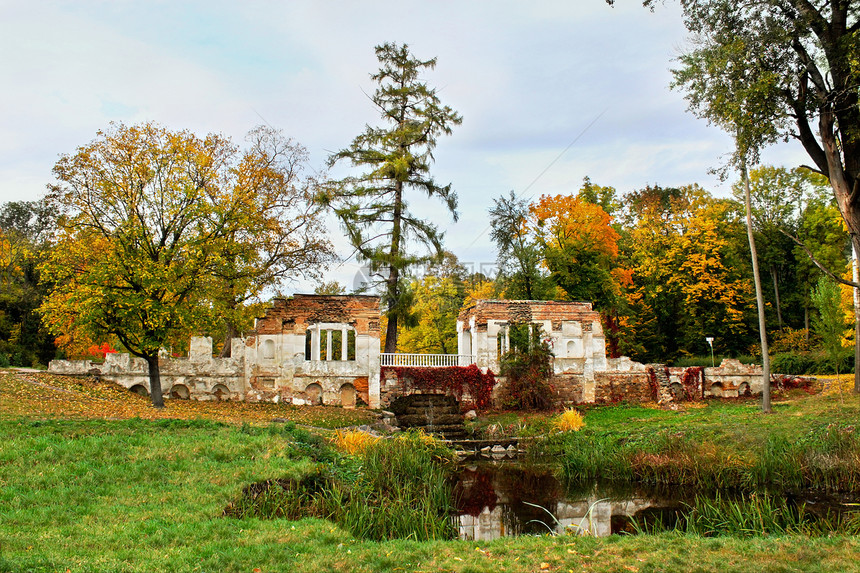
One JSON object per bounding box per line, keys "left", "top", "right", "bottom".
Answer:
{"left": 620, "top": 185, "right": 706, "bottom": 362}
{"left": 398, "top": 253, "right": 467, "bottom": 354}
{"left": 0, "top": 200, "right": 56, "bottom": 367}
{"left": 211, "top": 126, "right": 334, "bottom": 356}
{"left": 41, "top": 122, "right": 330, "bottom": 408}
{"left": 577, "top": 176, "right": 621, "bottom": 217}
{"left": 668, "top": 0, "right": 860, "bottom": 399}
{"left": 620, "top": 185, "right": 758, "bottom": 361}
{"left": 324, "top": 42, "right": 462, "bottom": 353}
{"left": 671, "top": 198, "right": 758, "bottom": 356}
{"left": 488, "top": 191, "right": 553, "bottom": 300}
{"left": 530, "top": 194, "right": 630, "bottom": 355}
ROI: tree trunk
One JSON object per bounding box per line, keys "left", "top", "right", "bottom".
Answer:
{"left": 385, "top": 177, "right": 404, "bottom": 354}
{"left": 771, "top": 266, "right": 783, "bottom": 329}
{"left": 146, "top": 353, "right": 165, "bottom": 409}
{"left": 743, "top": 162, "right": 771, "bottom": 413}
{"left": 853, "top": 242, "right": 860, "bottom": 393}
{"left": 384, "top": 293, "right": 399, "bottom": 354}
{"left": 219, "top": 321, "right": 239, "bottom": 358}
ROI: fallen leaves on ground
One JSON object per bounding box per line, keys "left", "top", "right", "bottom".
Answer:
{"left": 0, "top": 369, "right": 376, "bottom": 428}
{"left": 817, "top": 374, "right": 855, "bottom": 397}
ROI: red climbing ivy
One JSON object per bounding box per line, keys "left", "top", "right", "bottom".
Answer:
{"left": 680, "top": 367, "right": 703, "bottom": 401}
{"left": 646, "top": 367, "right": 659, "bottom": 401}
{"left": 382, "top": 365, "right": 496, "bottom": 410}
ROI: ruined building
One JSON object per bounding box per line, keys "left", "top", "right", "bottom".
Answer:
{"left": 49, "top": 295, "right": 767, "bottom": 406}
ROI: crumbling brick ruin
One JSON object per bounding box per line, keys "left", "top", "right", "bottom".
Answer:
{"left": 49, "top": 295, "right": 774, "bottom": 407}
{"left": 246, "top": 294, "right": 381, "bottom": 407}
{"left": 457, "top": 299, "right": 608, "bottom": 402}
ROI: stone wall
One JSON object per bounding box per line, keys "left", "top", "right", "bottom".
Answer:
{"left": 49, "top": 337, "right": 246, "bottom": 401}
{"left": 593, "top": 372, "right": 653, "bottom": 403}
{"left": 46, "top": 295, "right": 779, "bottom": 409}
{"left": 49, "top": 294, "right": 383, "bottom": 407}
{"left": 701, "top": 359, "right": 763, "bottom": 397}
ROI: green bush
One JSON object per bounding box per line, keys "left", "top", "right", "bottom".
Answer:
{"left": 672, "top": 355, "right": 757, "bottom": 368}
{"left": 770, "top": 352, "right": 816, "bottom": 375}
{"left": 497, "top": 324, "right": 555, "bottom": 410}
{"left": 770, "top": 349, "right": 854, "bottom": 375}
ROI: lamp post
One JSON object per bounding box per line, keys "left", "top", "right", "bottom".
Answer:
{"left": 705, "top": 337, "right": 714, "bottom": 367}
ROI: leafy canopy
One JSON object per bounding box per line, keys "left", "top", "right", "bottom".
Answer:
{"left": 41, "top": 122, "right": 330, "bottom": 406}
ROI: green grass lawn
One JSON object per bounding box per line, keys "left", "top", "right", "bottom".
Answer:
{"left": 4, "top": 370, "right": 860, "bottom": 572}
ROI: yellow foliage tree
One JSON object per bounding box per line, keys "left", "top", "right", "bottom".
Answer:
{"left": 41, "top": 123, "right": 331, "bottom": 407}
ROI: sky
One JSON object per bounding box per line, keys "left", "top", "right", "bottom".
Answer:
{"left": 0, "top": 1, "right": 807, "bottom": 293}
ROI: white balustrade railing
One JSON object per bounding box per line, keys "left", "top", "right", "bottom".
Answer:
{"left": 380, "top": 353, "right": 476, "bottom": 368}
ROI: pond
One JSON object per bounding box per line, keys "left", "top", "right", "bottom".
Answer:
{"left": 452, "top": 461, "right": 860, "bottom": 540}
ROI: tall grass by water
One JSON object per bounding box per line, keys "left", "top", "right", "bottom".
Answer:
{"left": 225, "top": 431, "right": 457, "bottom": 541}
{"left": 553, "top": 401, "right": 860, "bottom": 491}
{"left": 635, "top": 492, "right": 860, "bottom": 537}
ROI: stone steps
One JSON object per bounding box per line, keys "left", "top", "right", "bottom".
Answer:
{"left": 390, "top": 393, "right": 466, "bottom": 440}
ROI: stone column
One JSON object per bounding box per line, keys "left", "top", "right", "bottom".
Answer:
{"left": 311, "top": 327, "right": 321, "bottom": 361}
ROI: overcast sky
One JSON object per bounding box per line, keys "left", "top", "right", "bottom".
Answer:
{"left": 1, "top": 1, "right": 807, "bottom": 292}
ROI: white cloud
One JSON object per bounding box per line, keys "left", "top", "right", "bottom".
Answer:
{"left": 0, "top": 0, "right": 810, "bottom": 291}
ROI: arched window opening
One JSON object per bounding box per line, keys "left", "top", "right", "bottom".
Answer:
{"left": 262, "top": 339, "right": 276, "bottom": 360}
{"left": 305, "top": 383, "right": 323, "bottom": 405}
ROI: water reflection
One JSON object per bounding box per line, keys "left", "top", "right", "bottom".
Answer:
{"left": 453, "top": 462, "right": 683, "bottom": 540}
{"left": 452, "top": 462, "right": 860, "bottom": 540}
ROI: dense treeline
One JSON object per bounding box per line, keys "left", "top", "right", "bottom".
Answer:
{"left": 396, "top": 167, "right": 850, "bottom": 366}
{"left": 0, "top": 201, "right": 56, "bottom": 367}
{"left": 0, "top": 164, "right": 848, "bottom": 369}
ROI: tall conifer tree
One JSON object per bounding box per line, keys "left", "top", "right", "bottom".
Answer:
{"left": 325, "top": 43, "right": 462, "bottom": 353}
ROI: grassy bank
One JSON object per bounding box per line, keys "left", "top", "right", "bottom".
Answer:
{"left": 5, "top": 369, "right": 860, "bottom": 572}
{"left": 544, "top": 391, "right": 860, "bottom": 491}
{"left": 5, "top": 416, "right": 860, "bottom": 573}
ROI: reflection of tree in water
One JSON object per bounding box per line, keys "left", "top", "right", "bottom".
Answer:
{"left": 495, "top": 467, "right": 561, "bottom": 535}
{"left": 453, "top": 468, "right": 497, "bottom": 517}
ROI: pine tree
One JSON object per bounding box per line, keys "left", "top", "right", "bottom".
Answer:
{"left": 325, "top": 43, "right": 462, "bottom": 353}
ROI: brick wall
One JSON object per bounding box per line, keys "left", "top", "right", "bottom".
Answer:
{"left": 459, "top": 299, "right": 601, "bottom": 330}
{"left": 594, "top": 371, "right": 653, "bottom": 403}
{"left": 252, "top": 294, "right": 381, "bottom": 337}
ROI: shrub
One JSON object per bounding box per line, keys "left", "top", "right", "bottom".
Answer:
{"left": 553, "top": 409, "right": 585, "bottom": 432}
{"left": 771, "top": 350, "right": 854, "bottom": 375}
{"left": 330, "top": 430, "right": 380, "bottom": 455}
{"left": 497, "top": 324, "right": 555, "bottom": 411}
{"left": 770, "top": 327, "right": 818, "bottom": 353}
{"left": 381, "top": 364, "right": 496, "bottom": 410}
{"left": 770, "top": 352, "right": 816, "bottom": 375}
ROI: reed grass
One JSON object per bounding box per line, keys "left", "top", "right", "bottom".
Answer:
{"left": 330, "top": 428, "right": 381, "bottom": 454}
{"left": 635, "top": 492, "right": 860, "bottom": 537}
{"left": 552, "top": 400, "right": 860, "bottom": 491}
{"left": 224, "top": 431, "right": 457, "bottom": 541}
{"left": 558, "top": 425, "right": 860, "bottom": 490}
{"left": 553, "top": 408, "right": 585, "bottom": 432}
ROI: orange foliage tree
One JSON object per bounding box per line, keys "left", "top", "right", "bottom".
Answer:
{"left": 530, "top": 194, "right": 630, "bottom": 355}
